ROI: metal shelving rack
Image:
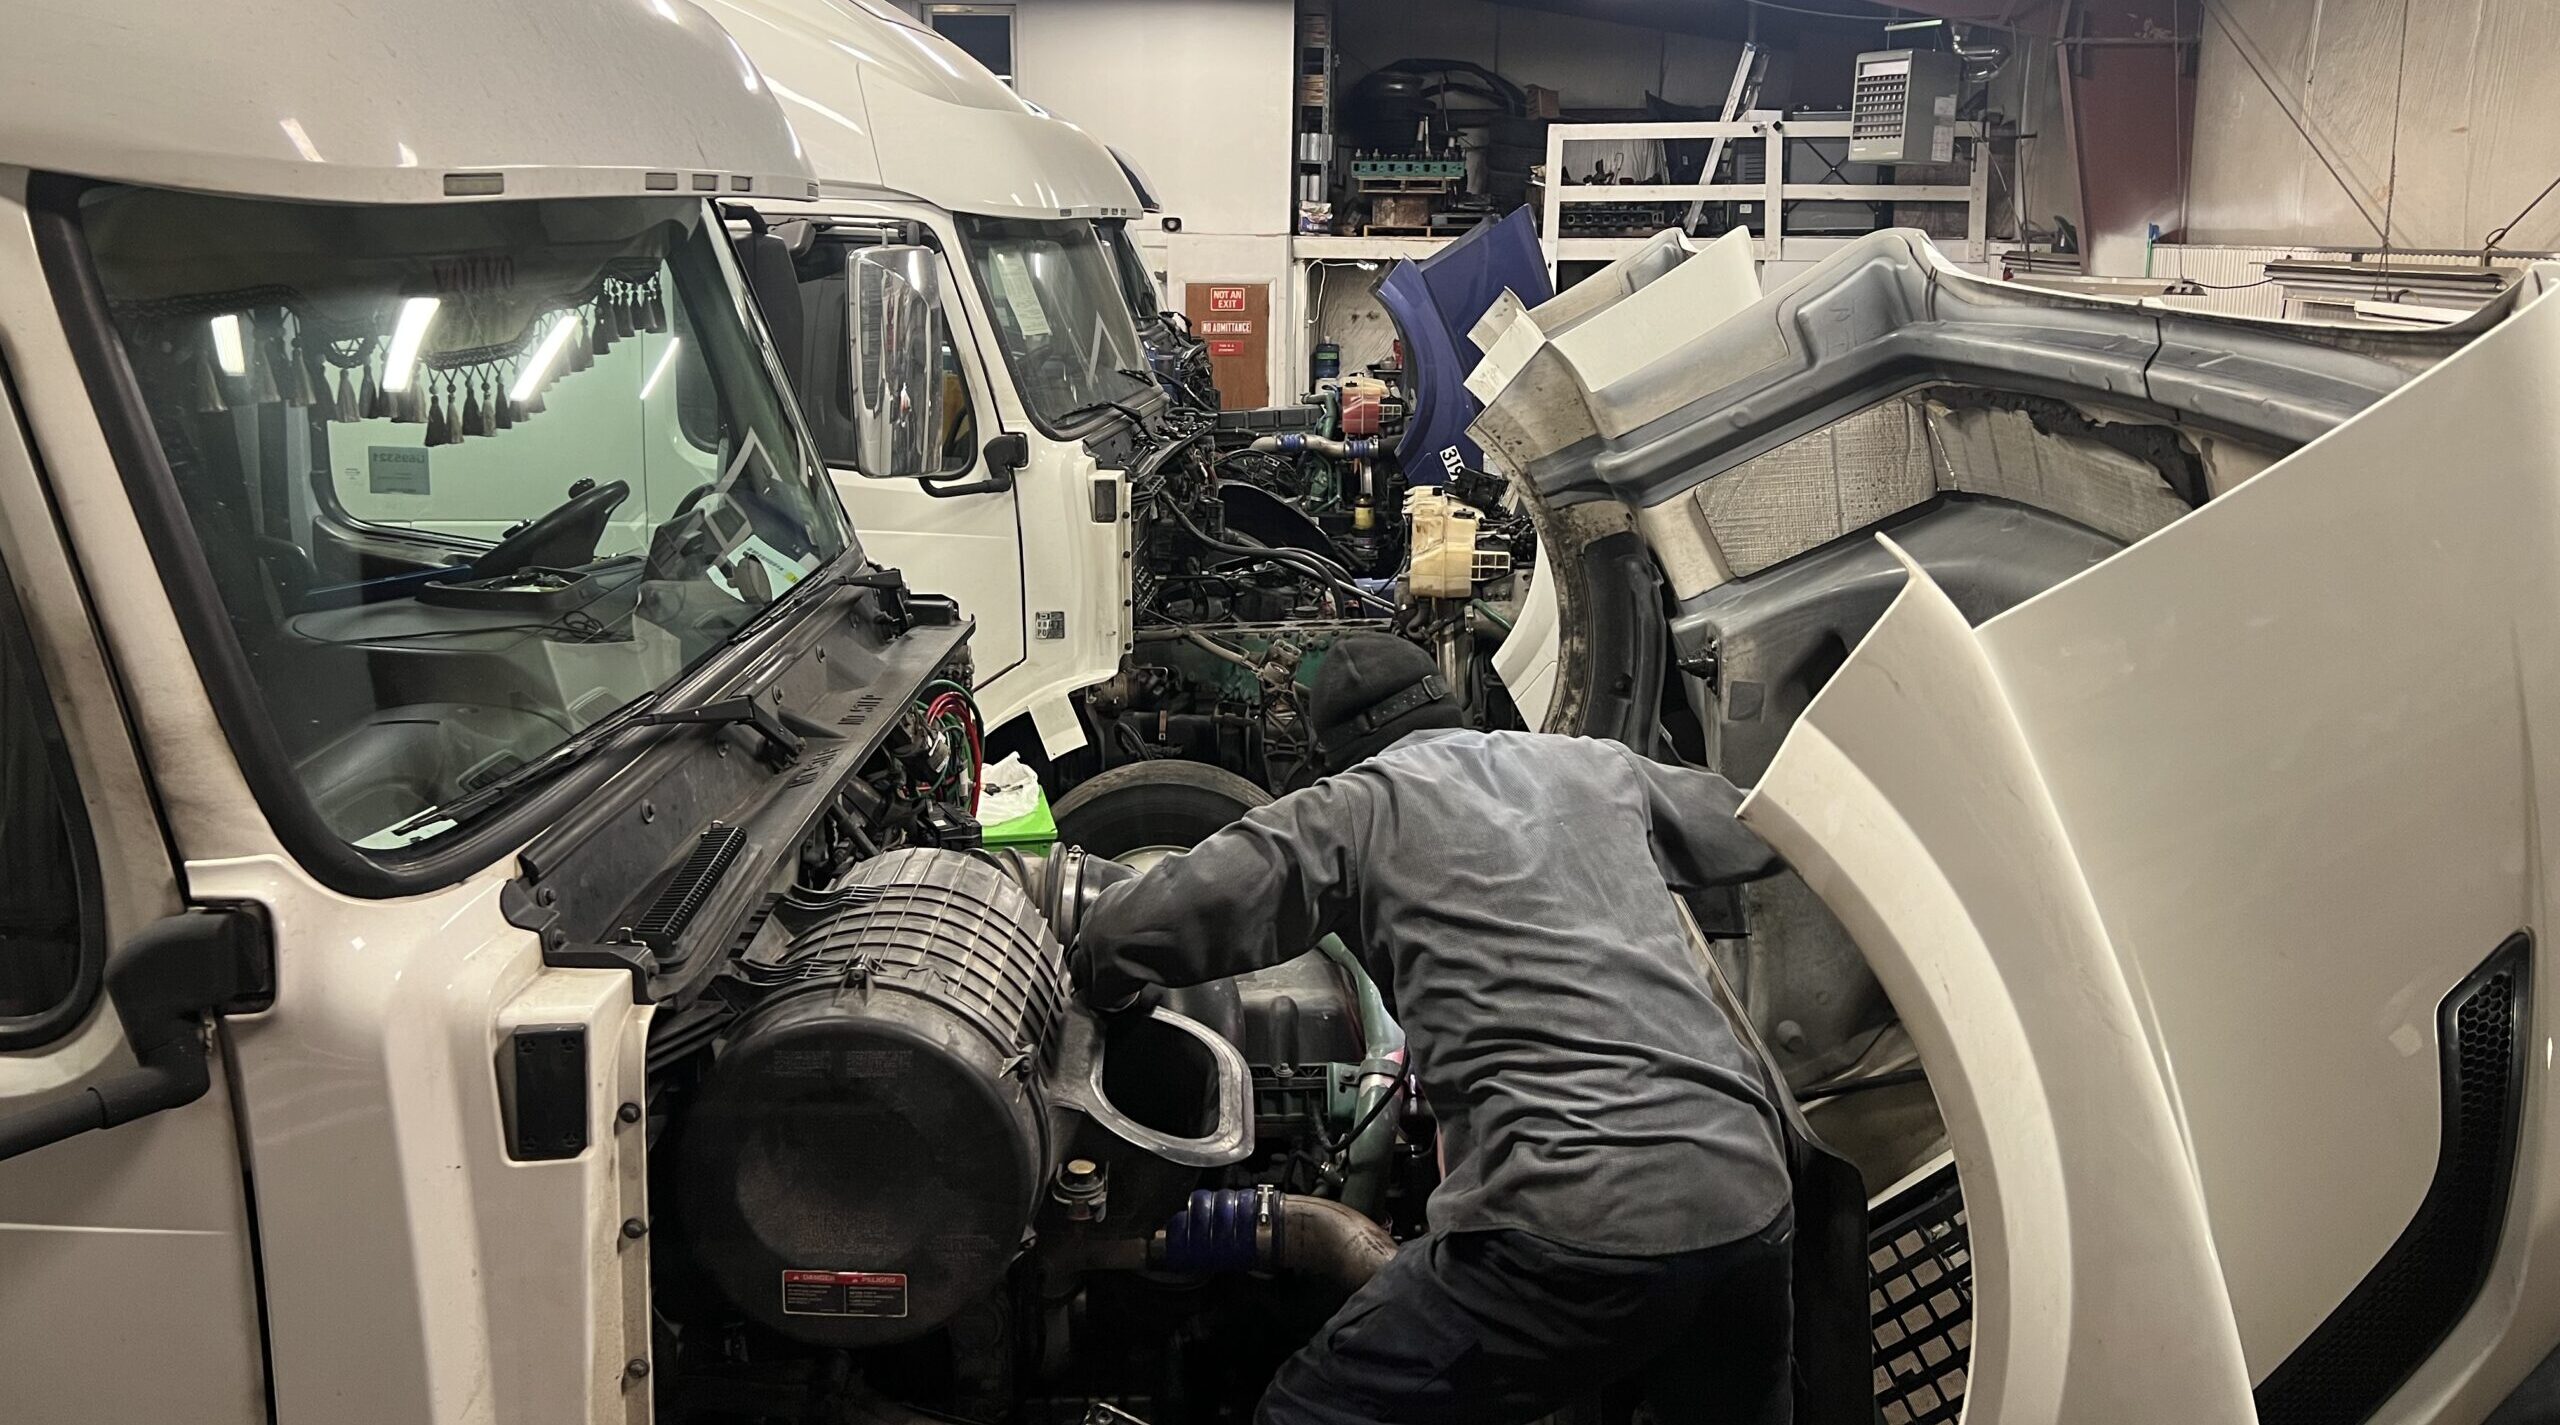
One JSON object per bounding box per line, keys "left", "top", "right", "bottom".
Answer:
{"left": 1294, "top": 5, "right": 1336, "bottom": 234}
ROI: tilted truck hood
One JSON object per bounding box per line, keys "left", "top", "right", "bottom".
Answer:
{"left": 1466, "top": 227, "right": 2508, "bottom": 514}
{"left": 1472, "top": 230, "right": 2560, "bottom": 1420}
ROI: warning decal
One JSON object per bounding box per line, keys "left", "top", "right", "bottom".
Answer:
{"left": 1209, "top": 339, "right": 1246, "bottom": 357}
{"left": 1208, "top": 286, "right": 1248, "bottom": 312}
{"left": 782, "top": 1269, "right": 910, "bottom": 1318}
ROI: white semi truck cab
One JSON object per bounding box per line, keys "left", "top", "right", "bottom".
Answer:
{"left": 712, "top": 0, "right": 1159, "bottom": 759}
{"left": 0, "top": 1, "right": 1017, "bottom": 1417}
{"left": 0, "top": 9, "right": 1435, "bottom": 1423}
{"left": 711, "top": 0, "right": 1585, "bottom": 861}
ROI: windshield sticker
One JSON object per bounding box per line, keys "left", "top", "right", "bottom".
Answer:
{"left": 990, "top": 250, "right": 1053, "bottom": 338}
{"left": 368, "top": 446, "right": 430, "bottom": 496}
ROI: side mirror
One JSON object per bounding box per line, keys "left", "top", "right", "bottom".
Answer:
{"left": 847, "top": 245, "right": 949, "bottom": 479}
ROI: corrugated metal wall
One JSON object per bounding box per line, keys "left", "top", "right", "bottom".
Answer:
{"left": 2188, "top": 0, "right": 2560, "bottom": 253}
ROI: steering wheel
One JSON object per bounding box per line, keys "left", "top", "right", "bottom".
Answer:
{"left": 473, "top": 479, "right": 630, "bottom": 578}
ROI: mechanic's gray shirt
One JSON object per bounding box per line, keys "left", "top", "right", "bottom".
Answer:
{"left": 1077, "top": 729, "right": 1793, "bottom": 1256}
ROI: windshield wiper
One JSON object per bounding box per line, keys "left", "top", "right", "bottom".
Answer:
{"left": 1057, "top": 398, "right": 1151, "bottom": 429}
{"left": 636, "top": 693, "right": 805, "bottom": 768}
{"left": 387, "top": 705, "right": 652, "bottom": 838}
{"left": 384, "top": 556, "right": 874, "bottom": 839}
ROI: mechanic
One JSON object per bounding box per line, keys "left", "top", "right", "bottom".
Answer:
{"left": 1071, "top": 632, "right": 1797, "bottom": 1425}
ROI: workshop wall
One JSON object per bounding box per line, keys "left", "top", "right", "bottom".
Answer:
{"left": 2187, "top": 0, "right": 2560, "bottom": 253}
{"left": 1338, "top": 2, "right": 1754, "bottom": 113}
{"left": 1006, "top": 0, "right": 1301, "bottom": 402}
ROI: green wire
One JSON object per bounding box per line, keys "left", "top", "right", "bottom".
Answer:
{"left": 1470, "top": 598, "right": 1515, "bottom": 633}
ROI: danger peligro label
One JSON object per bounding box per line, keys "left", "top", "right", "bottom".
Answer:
{"left": 781, "top": 1269, "right": 909, "bottom": 1318}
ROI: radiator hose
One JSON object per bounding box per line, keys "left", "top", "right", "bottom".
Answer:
{"left": 1250, "top": 432, "right": 1383, "bottom": 461}
{"left": 1148, "top": 1187, "right": 1397, "bottom": 1294}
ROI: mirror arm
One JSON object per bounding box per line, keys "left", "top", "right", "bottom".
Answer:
{"left": 919, "top": 432, "right": 1026, "bottom": 499}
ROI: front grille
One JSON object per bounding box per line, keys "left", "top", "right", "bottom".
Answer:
{"left": 1869, "top": 1164, "right": 1970, "bottom": 1424}
{"left": 2255, "top": 933, "right": 2532, "bottom": 1425}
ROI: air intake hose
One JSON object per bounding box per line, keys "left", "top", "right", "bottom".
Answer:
{"left": 1250, "top": 432, "right": 1383, "bottom": 460}
{"left": 1147, "top": 1187, "right": 1397, "bottom": 1295}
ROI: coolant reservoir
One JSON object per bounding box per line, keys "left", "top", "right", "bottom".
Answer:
{"left": 1406, "top": 489, "right": 1508, "bottom": 598}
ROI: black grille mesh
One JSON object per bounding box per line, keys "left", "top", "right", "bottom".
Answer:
{"left": 1869, "top": 1165, "right": 1970, "bottom": 1425}
{"left": 1862, "top": 936, "right": 2528, "bottom": 1425}
{"left": 2255, "top": 933, "right": 2531, "bottom": 1425}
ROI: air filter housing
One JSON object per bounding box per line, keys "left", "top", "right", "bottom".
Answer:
{"left": 677, "top": 849, "right": 1069, "bottom": 1346}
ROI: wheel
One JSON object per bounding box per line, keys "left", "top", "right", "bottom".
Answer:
{"left": 1051, "top": 760, "right": 1271, "bottom": 869}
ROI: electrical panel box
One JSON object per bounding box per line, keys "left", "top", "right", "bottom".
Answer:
{"left": 1850, "top": 49, "right": 1961, "bottom": 165}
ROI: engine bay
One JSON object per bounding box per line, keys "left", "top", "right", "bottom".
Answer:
{"left": 1082, "top": 374, "right": 1543, "bottom": 793}
{"left": 643, "top": 830, "right": 1428, "bottom": 1425}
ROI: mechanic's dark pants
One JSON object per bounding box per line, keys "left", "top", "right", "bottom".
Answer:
{"left": 1257, "top": 1210, "right": 1793, "bottom": 1425}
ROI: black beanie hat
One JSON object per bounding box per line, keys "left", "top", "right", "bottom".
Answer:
{"left": 1310, "top": 632, "right": 1464, "bottom": 769}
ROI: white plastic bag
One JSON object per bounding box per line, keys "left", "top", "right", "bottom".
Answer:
{"left": 977, "top": 752, "right": 1041, "bottom": 826}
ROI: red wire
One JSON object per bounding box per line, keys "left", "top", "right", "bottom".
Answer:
{"left": 924, "top": 692, "right": 984, "bottom": 813}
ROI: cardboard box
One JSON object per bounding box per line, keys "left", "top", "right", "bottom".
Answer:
{"left": 1525, "top": 84, "right": 1562, "bottom": 119}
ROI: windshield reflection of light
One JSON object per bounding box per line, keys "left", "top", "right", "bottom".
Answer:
{"left": 511, "top": 315, "right": 581, "bottom": 403}
{"left": 208, "top": 314, "right": 247, "bottom": 376}
{"left": 641, "top": 338, "right": 683, "bottom": 399}
{"left": 381, "top": 297, "right": 441, "bottom": 393}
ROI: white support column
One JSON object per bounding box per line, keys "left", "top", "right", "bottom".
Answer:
{"left": 1762, "top": 123, "right": 1786, "bottom": 263}
{"left": 1967, "top": 134, "right": 1992, "bottom": 265}
{"left": 1542, "top": 123, "right": 1567, "bottom": 282}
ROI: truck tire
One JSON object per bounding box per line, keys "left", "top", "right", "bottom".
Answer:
{"left": 1052, "top": 760, "right": 1272, "bottom": 865}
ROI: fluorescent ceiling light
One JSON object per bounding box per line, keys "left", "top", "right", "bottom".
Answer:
{"left": 208, "top": 314, "right": 247, "bottom": 376}
{"left": 640, "top": 338, "right": 684, "bottom": 400}
{"left": 511, "top": 315, "right": 582, "bottom": 402}
{"left": 381, "top": 297, "right": 442, "bottom": 393}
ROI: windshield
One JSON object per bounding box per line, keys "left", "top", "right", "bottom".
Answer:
{"left": 79, "top": 190, "right": 851, "bottom": 849}
{"left": 955, "top": 215, "right": 1152, "bottom": 433}
{"left": 1098, "top": 220, "right": 1163, "bottom": 321}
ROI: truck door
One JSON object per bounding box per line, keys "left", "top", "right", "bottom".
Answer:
{"left": 762, "top": 232, "right": 1028, "bottom": 683}
{"left": 0, "top": 367, "right": 267, "bottom": 1420}
{"left": 827, "top": 254, "right": 1029, "bottom": 683}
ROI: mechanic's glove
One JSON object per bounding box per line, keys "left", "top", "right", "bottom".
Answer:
{"left": 1072, "top": 964, "right": 1163, "bottom": 1019}
{"left": 1063, "top": 854, "right": 1159, "bottom": 1015}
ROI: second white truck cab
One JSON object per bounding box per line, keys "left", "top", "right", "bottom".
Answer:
{"left": 709, "top": 0, "right": 1157, "bottom": 757}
